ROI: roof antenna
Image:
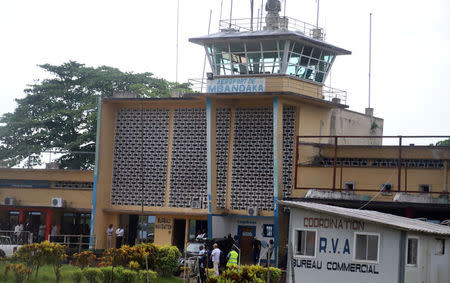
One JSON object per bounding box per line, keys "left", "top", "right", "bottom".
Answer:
{"left": 250, "top": 0, "right": 254, "bottom": 31}
{"left": 219, "top": 0, "right": 224, "bottom": 29}
{"left": 229, "top": 0, "right": 233, "bottom": 29}
{"left": 366, "top": 13, "right": 374, "bottom": 116}
{"left": 176, "top": 0, "right": 180, "bottom": 83}
{"left": 315, "top": 0, "right": 320, "bottom": 28}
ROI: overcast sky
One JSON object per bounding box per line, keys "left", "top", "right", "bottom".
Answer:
{"left": 0, "top": 0, "right": 449, "bottom": 144}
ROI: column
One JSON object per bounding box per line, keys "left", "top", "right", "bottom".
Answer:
{"left": 45, "top": 209, "right": 53, "bottom": 241}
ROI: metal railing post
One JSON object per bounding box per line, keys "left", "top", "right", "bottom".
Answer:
{"left": 398, "top": 136, "right": 402, "bottom": 192}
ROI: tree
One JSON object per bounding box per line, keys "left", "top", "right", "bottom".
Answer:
{"left": 436, "top": 139, "right": 450, "bottom": 146}
{"left": 0, "top": 61, "right": 191, "bottom": 169}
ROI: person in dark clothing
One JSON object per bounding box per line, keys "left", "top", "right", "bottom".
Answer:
{"left": 252, "top": 237, "right": 261, "bottom": 264}
{"left": 198, "top": 245, "right": 207, "bottom": 283}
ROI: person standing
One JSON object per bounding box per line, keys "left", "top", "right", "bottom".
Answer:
{"left": 210, "top": 243, "right": 221, "bottom": 276}
{"left": 198, "top": 245, "right": 207, "bottom": 283}
{"left": 252, "top": 237, "right": 261, "bottom": 264}
{"left": 38, "top": 224, "right": 46, "bottom": 242}
{"left": 226, "top": 247, "right": 239, "bottom": 268}
{"left": 115, "top": 226, "right": 124, "bottom": 248}
{"left": 106, "top": 224, "right": 114, "bottom": 250}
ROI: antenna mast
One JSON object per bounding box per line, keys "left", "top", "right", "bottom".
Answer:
{"left": 368, "top": 13, "right": 372, "bottom": 109}
{"left": 229, "top": 0, "right": 233, "bottom": 29}
{"left": 316, "top": 0, "right": 320, "bottom": 28}
{"left": 176, "top": 0, "right": 180, "bottom": 83}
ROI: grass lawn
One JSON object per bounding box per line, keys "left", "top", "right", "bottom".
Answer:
{"left": 0, "top": 262, "right": 183, "bottom": 283}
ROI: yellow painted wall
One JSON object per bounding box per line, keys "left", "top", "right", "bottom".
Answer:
{"left": 0, "top": 169, "right": 93, "bottom": 209}
{"left": 266, "top": 76, "right": 323, "bottom": 99}
{"left": 0, "top": 188, "right": 92, "bottom": 209}
{"left": 294, "top": 166, "right": 449, "bottom": 200}
{"left": 0, "top": 168, "right": 93, "bottom": 182}
{"left": 154, "top": 216, "right": 173, "bottom": 246}
{"left": 320, "top": 146, "right": 450, "bottom": 160}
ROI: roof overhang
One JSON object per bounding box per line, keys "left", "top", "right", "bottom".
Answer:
{"left": 189, "top": 30, "right": 351, "bottom": 56}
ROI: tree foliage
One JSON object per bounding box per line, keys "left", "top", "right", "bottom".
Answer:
{"left": 436, "top": 138, "right": 450, "bottom": 146}
{"left": 0, "top": 61, "right": 191, "bottom": 169}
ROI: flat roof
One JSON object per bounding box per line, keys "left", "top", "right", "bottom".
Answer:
{"left": 279, "top": 200, "right": 450, "bottom": 236}
{"left": 189, "top": 30, "right": 351, "bottom": 56}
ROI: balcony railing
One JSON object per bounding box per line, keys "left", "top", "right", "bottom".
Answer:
{"left": 219, "top": 17, "right": 325, "bottom": 40}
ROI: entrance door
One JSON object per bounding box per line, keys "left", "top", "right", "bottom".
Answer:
{"left": 238, "top": 226, "right": 255, "bottom": 264}
{"left": 128, "top": 215, "right": 139, "bottom": 246}
{"left": 172, "top": 219, "right": 186, "bottom": 253}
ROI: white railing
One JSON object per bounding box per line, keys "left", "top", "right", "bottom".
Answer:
{"left": 48, "top": 234, "right": 95, "bottom": 251}
{"left": 0, "top": 230, "right": 32, "bottom": 245}
{"left": 219, "top": 17, "right": 325, "bottom": 40}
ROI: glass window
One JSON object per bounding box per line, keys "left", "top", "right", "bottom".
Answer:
{"left": 355, "top": 233, "right": 379, "bottom": 262}
{"left": 230, "top": 42, "right": 245, "bottom": 52}
{"left": 246, "top": 41, "right": 261, "bottom": 52}
{"left": 263, "top": 224, "right": 274, "bottom": 237}
{"left": 312, "top": 48, "right": 322, "bottom": 59}
{"left": 407, "top": 238, "right": 418, "bottom": 265}
{"left": 292, "top": 42, "right": 303, "bottom": 54}
{"left": 295, "top": 229, "right": 316, "bottom": 257}
{"left": 262, "top": 40, "right": 278, "bottom": 51}
{"left": 302, "top": 46, "right": 313, "bottom": 57}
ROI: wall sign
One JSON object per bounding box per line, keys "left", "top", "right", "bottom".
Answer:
{"left": 207, "top": 78, "right": 266, "bottom": 93}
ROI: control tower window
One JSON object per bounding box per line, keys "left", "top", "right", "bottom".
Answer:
{"left": 285, "top": 41, "right": 336, "bottom": 83}
{"left": 210, "top": 40, "right": 286, "bottom": 75}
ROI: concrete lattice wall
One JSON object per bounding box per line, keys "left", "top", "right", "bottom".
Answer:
{"left": 111, "top": 108, "right": 170, "bottom": 206}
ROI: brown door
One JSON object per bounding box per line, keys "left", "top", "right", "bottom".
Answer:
{"left": 239, "top": 226, "right": 255, "bottom": 264}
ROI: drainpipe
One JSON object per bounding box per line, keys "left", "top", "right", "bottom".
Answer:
{"left": 89, "top": 96, "right": 102, "bottom": 249}
{"left": 443, "top": 160, "right": 448, "bottom": 201}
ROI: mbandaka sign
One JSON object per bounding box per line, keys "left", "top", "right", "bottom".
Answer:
{"left": 207, "top": 78, "right": 266, "bottom": 93}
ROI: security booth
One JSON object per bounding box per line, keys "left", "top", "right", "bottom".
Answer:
{"left": 280, "top": 201, "right": 450, "bottom": 283}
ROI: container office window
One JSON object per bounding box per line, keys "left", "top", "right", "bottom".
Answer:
{"left": 435, "top": 238, "right": 445, "bottom": 255}
{"left": 407, "top": 237, "right": 418, "bottom": 265}
{"left": 294, "top": 229, "right": 316, "bottom": 257}
{"left": 354, "top": 233, "right": 379, "bottom": 262}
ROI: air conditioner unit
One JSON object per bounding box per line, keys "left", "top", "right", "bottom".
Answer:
{"left": 190, "top": 199, "right": 202, "bottom": 209}
{"left": 247, "top": 207, "right": 258, "bottom": 216}
{"left": 4, "top": 197, "right": 16, "bottom": 206}
{"left": 51, "top": 197, "right": 65, "bottom": 208}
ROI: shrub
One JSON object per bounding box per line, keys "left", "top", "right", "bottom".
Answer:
{"left": 73, "top": 250, "right": 97, "bottom": 269}
{"left": 208, "top": 265, "right": 282, "bottom": 283}
{"left": 154, "top": 245, "right": 181, "bottom": 277}
{"left": 267, "top": 267, "right": 282, "bottom": 283}
{"left": 121, "top": 269, "right": 138, "bottom": 283}
{"left": 70, "top": 268, "right": 83, "bottom": 283}
{"left": 99, "top": 266, "right": 113, "bottom": 283}
{"left": 83, "top": 267, "right": 102, "bottom": 283}
{"left": 128, "top": 260, "right": 140, "bottom": 270}
{"left": 40, "top": 241, "right": 67, "bottom": 283}
{"left": 137, "top": 270, "right": 157, "bottom": 282}
{"left": 99, "top": 243, "right": 157, "bottom": 270}
{"left": 5, "top": 263, "right": 31, "bottom": 283}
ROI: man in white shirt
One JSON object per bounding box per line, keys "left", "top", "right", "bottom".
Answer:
{"left": 106, "top": 224, "right": 114, "bottom": 250}
{"left": 210, "top": 243, "right": 221, "bottom": 276}
{"left": 115, "top": 226, "right": 124, "bottom": 248}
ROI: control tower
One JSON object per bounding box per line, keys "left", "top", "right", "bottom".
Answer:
{"left": 189, "top": 0, "right": 351, "bottom": 102}
{"left": 185, "top": 0, "right": 356, "bottom": 265}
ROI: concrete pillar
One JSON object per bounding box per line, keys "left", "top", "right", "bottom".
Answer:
{"left": 45, "top": 209, "right": 53, "bottom": 241}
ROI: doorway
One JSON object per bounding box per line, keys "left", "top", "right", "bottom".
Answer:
{"left": 238, "top": 226, "right": 256, "bottom": 264}
{"left": 173, "top": 219, "right": 186, "bottom": 253}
